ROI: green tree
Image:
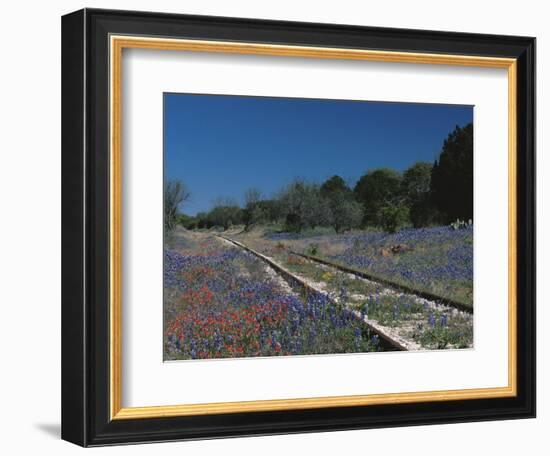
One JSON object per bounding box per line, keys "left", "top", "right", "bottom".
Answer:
{"left": 195, "top": 212, "right": 210, "bottom": 229}
{"left": 207, "top": 204, "right": 243, "bottom": 230}
{"left": 379, "top": 203, "right": 410, "bottom": 233}
{"left": 430, "top": 123, "right": 473, "bottom": 222}
{"left": 328, "top": 192, "right": 363, "bottom": 233}
{"left": 354, "top": 168, "right": 402, "bottom": 225}
{"left": 320, "top": 175, "right": 351, "bottom": 198}
{"left": 259, "top": 199, "right": 283, "bottom": 223}
{"left": 402, "top": 162, "right": 432, "bottom": 201}
{"left": 177, "top": 213, "right": 198, "bottom": 229}
{"left": 280, "top": 180, "right": 331, "bottom": 232}
{"left": 164, "top": 179, "right": 190, "bottom": 231}
{"left": 242, "top": 188, "right": 265, "bottom": 230}
{"left": 402, "top": 162, "right": 439, "bottom": 227}
{"left": 319, "top": 176, "right": 361, "bottom": 232}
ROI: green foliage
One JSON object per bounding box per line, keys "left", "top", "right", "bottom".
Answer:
{"left": 430, "top": 123, "right": 473, "bottom": 222}
{"left": 402, "top": 162, "right": 432, "bottom": 202}
{"left": 319, "top": 176, "right": 362, "bottom": 233}
{"left": 242, "top": 188, "right": 272, "bottom": 230}
{"left": 280, "top": 180, "right": 331, "bottom": 232}
{"left": 177, "top": 214, "right": 198, "bottom": 229}
{"left": 401, "top": 162, "right": 440, "bottom": 227}
{"left": 207, "top": 203, "right": 243, "bottom": 230}
{"left": 195, "top": 212, "right": 210, "bottom": 229}
{"left": 415, "top": 322, "right": 472, "bottom": 349}
{"left": 409, "top": 198, "right": 441, "bottom": 228}
{"left": 320, "top": 175, "right": 351, "bottom": 198}
{"left": 327, "top": 191, "right": 363, "bottom": 233}
{"left": 260, "top": 199, "right": 284, "bottom": 223}
{"left": 307, "top": 243, "right": 319, "bottom": 256}
{"left": 354, "top": 168, "right": 402, "bottom": 225}
{"left": 245, "top": 205, "right": 268, "bottom": 229}
{"left": 164, "top": 179, "right": 190, "bottom": 231}
{"left": 241, "top": 187, "right": 288, "bottom": 231}
{"left": 379, "top": 204, "right": 410, "bottom": 233}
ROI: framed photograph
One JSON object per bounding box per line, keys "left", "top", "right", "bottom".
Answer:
{"left": 61, "top": 8, "right": 535, "bottom": 446}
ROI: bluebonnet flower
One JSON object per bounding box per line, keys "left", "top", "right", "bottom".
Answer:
{"left": 321, "top": 225, "right": 472, "bottom": 303}
{"left": 214, "top": 330, "right": 223, "bottom": 352}
{"left": 164, "top": 235, "right": 392, "bottom": 360}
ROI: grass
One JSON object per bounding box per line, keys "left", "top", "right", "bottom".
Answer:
{"left": 271, "top": 226, "right": 474, "bottom": 308}
{"left": 282, "top": 254, "right": 384, "bottom": 297}
{"left": 282, "top": 252, "right": 473, "bottom": 350}
{"left": 163, "top": 231, "right": 388, "bottom": 360}
{"left": 229, "top": 226, "right": 473, "bottom": 350}
{"left": 358, "top": 294, "right": 472, "bottom": 349}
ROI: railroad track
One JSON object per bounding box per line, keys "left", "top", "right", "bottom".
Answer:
{"left": 289, "top": 250, "right": 473, "bottom": 314}
{"left": 217, "top": 235, "right": 410, "bottom": 351}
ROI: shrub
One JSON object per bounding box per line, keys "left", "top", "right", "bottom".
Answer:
{"left": 307, "top": 243, "right": 320, "bottom": 256}
{"left": 379, "top": 204, "right": 410, "bottom": 233}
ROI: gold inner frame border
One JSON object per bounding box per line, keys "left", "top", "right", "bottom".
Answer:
{"left": 109, "top": 35, "right": 517, "bottom": 420}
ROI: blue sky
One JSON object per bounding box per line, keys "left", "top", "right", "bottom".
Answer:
{"left": 164, "top": 93, "right": 472, "bottom": 215}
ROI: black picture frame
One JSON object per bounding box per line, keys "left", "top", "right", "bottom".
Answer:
{"left": 62, "top": 8, "right": 536, "bottom": 447}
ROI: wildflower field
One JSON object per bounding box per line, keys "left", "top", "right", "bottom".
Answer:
{"left": 243, "top": 225, "right": 473, "bottom": 309}
{"left": 164, "top": 230, "right": 383, "bottom": 360}
{"left": 164, "top": 223, "right": 473, "bottom": 360}
{"left": 231, "top": 224, "right": 474, "bottom": 350}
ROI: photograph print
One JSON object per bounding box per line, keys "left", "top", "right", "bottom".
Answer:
{"left": 163, "top": 93, "right": 474, "bottom": 361}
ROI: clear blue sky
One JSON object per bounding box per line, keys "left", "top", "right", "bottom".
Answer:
{"left": 164, "top": 93, "right": 473, "bottom": 215}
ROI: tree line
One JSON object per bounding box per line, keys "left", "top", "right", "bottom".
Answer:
{"left": 166, "top": 123, "right": 473, "bottom": 233}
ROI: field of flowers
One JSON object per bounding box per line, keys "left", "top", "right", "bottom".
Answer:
{"left": 261, "top": 226, "right": 473, "bottom": 308}
{"left": 227, "top": 225, "right": 474, "bottom": 350}
{"left": 164, "top": 231, "right": 384, "bottom": 360}
{"left": 265, "top": 252, "right": 472, "bottom": 349}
